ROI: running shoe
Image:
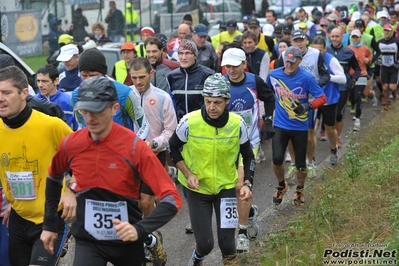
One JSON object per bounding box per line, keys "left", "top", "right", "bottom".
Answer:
{"left": 319, "top": 130, "right": 327, "bottom": 141}
{"left": 347, "top": 100, "right": 352, "bottom": 107}
{"left": 145, "top": 246, "right": 152, "bottom": 262}
{"left": 247, "top": 205, "right": 259, "bottom": 240}
{"left": 330, "top": 151, "right": 338, "bottom": 165}
{"left": 370, "top": 96, "right": 377, "bottom": 107}
{"left": 149, "top": 231, "right": 167, "bottom": 266}
{"left": 336, "top": 137, "right": 342, "bottom": 149}
{"left": 293, "top": 189, "right": 305, "bottom": 206}
{"left": 236, "top": 233, "right": 250, "bottom": 252}
{"left": 60, "top": 242, "right": 68, "bottom": 258}
{"left": 185, "top": 223, "right": 193, "bottom": 234}
{"left": 307, "top": 164, "right": 317, "bottom": 179}
{"left": 188, "top": 249, "right": 204, "bottom": 266}
{"left": 272, "top": 181, "right": 288, "bottom": 205}
{"left": 255, "top": 148, "right": 266, "bottom": 163}
{"left": 354, "top": 118, "right": 360, "bottom": 131}
{"left": 285, "top": 151, "right": 292, "bottom": 162}
{"left": 60, "top": 223, "right": 72, "bottom": 258}
{"left": 386, "top": 101, "right": 392, "bottom": 110}
{"left": 168, "top": 166, "right": 178, "bottom": 183}
{"left": 382, "top": 97, "right": 387, "bottom": 106}
{"left": 361, "top": 96, "right": 367, "bottom": 103}
{"left": 350, "top": 108, "right": 355, "bottom": 114}
{"left": 284, "top": 164, "right": 296, "bottom": 181}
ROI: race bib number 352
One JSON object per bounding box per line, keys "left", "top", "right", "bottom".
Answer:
{"left": 220, "top": 198, "right": 238, "bottom": 229}
{"left": 85, "top": 199, "right": 128, "bottom": 240}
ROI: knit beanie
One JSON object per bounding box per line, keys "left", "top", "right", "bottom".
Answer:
{"left": 178, "top": 39, "right": 198, "bottom": 56}
{"left": 278, "top": 39, "right": 292, "bottom": 49}
{"left": 78, "top": 48, "right": 107, "bottom": 75}
{"left": 0, "top": 54, "right": 15, "bottom": 69}
{"left": 141, "top": 26, "right": 155, "bottom": 37}
{"left": 155, "top": 33, "right": 168, "bottom": 52}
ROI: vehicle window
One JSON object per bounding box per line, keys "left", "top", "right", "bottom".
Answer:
{"left": 101, "top": 51, "right": 119, "bottom": 76}
{"left": 214, "top": 2, "right": 228, "bottom": 12}
{"left": 30, "top": 0, "right": 65, "bottom": 18}
{"left": 153, "top": 3, "right": 168, "bottom": 13}
{"left": 208, "top": 27, "right": 219, "bottom": 37}
{"left": 329, "top": 0, "right": 359, "bottom": 7}
{"left": 175, "top": 4, "right": 192, "bottom": 13}
{"left": 302, "top": 0, "right": 310, "bottom": 5}
{"left": 272, "top": 0, "right": 301, "bottom": 6}
{"left": 230, "top": 2, "right": 241, "bottom": 12}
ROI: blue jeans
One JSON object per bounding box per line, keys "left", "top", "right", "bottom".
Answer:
{"left": 109, "top": 30, "right": 122, "bottom": 42}
{"left": 0, "top": 217, "right": 11, "bottom": 266}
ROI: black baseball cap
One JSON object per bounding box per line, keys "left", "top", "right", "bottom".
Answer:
{"left": 291, "top": 30, "right": 307, "bottom": 40}
{"left": 75, "top": 76, "right": 118, "bottom": 113}
{"left": 226, "top": 19, "right": 237, "bottom": 31}
{"left": 283, "top": 23, "right": 294, "bottom": 33}
{"left": 355, "top": 19, "right": 366, "bottom": 28}
{"left": 219, "top": 23, "right": 227, "bottom": 30}
{"left": 315, "top": 30, "right": 326, "bottom": 38}
{"left": 248, "top": 19, "right": 260, "bottom": 28}
{"left": 314, "top": 10, "right": 322, "bottom": 19}
{"left": 274, "top": 24, "right": 283, "bottom": 37}
{"left": 327, "top": 24, "right": 336, "bottom": 33}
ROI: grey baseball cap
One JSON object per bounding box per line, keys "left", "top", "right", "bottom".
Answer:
{"left": 75, "top": 76, "right": 118, "bottom": 113}
{"left": 284, "top": 46, "right": 302, "bottom": 63}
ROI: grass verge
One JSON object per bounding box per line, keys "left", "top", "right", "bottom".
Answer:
{"left": 21, "top": 54, "right": 48, "bottom": 72}
{"left": 243, "top": 105, "right": 399, "bottom": 266}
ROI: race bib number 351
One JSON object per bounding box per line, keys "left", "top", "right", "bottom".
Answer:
{"left": 220, "top": 198, "right": 238, "bottom": 228}
{"left": 85, "top": 199, "right": 128, "bottom": 240}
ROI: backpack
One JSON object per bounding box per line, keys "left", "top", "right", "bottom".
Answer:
{"left": 26, "top": 95, "right": 66, "bottom": 122}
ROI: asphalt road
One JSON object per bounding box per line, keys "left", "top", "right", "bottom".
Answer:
{"left": 59, "top": 99, "right": 382, "bottom": 266}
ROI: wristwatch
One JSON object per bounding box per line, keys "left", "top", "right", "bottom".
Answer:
{"left": 243, "top": 182, "right": 253, "bottom": 191}
{"left": 263, "top": 116, "right": 273, "bottom": 122}
{"left": 68, "top": 182, "right": 77, "bottom": 193}
{"left": 152, "top": 140, "right": 158, "bottom": 149}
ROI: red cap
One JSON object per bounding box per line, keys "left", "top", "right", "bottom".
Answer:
{"left": 121, "top": 42, "right": 136, "bottom": 51}
{"left": 141, "top": 26, "right": 155, "bottom": 37}
{"left": 383, "top": 24, "right": 392, "bottom": 31}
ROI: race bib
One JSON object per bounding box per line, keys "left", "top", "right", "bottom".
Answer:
{"left": 382, "top": 55, "right": 394, "bottom": 66}
{"left": 84, "top": 199, "right": 128, "bottom": 240}
{"left": 6, "top": 171, "right": 36, "bottom": 200}
{"left": 220, "top": 198, "right": 238, "bottom": 229}
{"left": 356, "top": 77, "right": 367, "bottom": 86}
{"left": 235, "top": 109, "right": 252, "bottom": 127}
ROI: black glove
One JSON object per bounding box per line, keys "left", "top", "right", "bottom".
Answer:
{"left": 262, "top": 120, "right": 275, "bottom": 140}
{"left": 376, "top": 58, "right": 382, "bottom": 66}
{"left": 293, "top": 101, "right": 310, "bottom": 116}
{"left": 348, "top": 79, "right": 356, "bottom": 90}
{"left": 394, "top": 62, "right": 399, "bottom": 69}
